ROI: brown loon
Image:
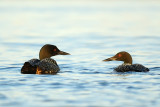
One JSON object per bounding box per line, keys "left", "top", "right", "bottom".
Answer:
{"left": 103, "top": 51, "right": 149, "bottom": 72}
{"left": 21, "top": 44, "right": 70, "bottom": 74}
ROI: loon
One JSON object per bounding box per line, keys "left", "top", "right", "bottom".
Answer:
{"left": 103, "top": 51, "right": 149, "bottom": 72}
{"left": 21, "top": 44, "right": 70, "bottom": 74}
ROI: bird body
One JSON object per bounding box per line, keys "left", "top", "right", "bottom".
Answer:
{"left": 115, "top": 64, "right": 149, "bottom": 72}
{"left": 37, "top": 58, "right": 60, "bottom": 74}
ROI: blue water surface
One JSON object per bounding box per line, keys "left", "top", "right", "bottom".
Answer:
{"left": 0, "top": 1, "right": 160, "bottom": 107}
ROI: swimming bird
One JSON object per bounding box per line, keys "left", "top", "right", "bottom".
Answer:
{"left": 103, "top": 51, "right": 149, "bottom": 72}
{"left": 21, "top": 44, "right": 70, "bottom": 74}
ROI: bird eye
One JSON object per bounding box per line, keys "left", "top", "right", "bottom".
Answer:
{"left": 53, "top": 49, "right": 56, "bottom": 51}
{"left": 118, "top": 54, "right": 122, "bottom": 57}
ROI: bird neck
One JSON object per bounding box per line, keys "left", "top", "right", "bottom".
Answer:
{"left": 39, "top": 54, "right": 52, "bottom": 60}
{"left": 123, "top": 62, "right": 132, "bottom": 65}
{"left": 123, "top": 56, "right": 132, "bottom": 65}
{"left": 39, "top": 50, "right": 52, "bottom": 60}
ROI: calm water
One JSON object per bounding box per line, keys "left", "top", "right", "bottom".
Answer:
{"left": 0, "top": 1, "right": 160, "bottom": 107}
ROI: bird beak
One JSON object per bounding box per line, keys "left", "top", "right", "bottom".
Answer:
{"left": 103, "top": 57, "right": 117, "bottom": 61}
{"left": 58, "top": 51, "right": 70, "bottom": 55}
